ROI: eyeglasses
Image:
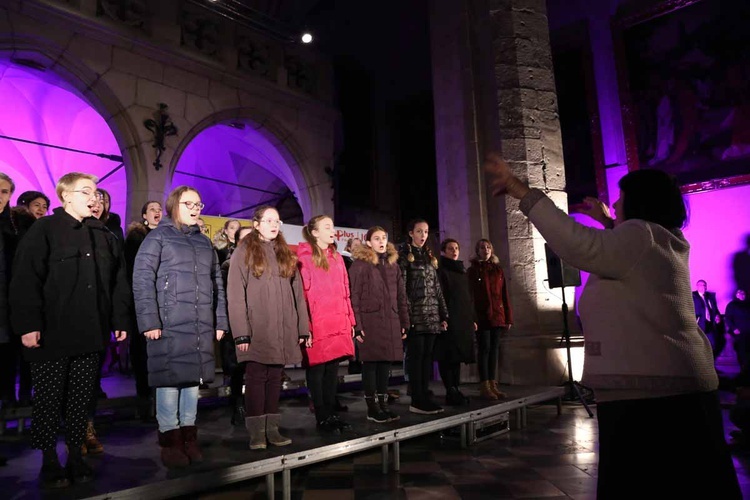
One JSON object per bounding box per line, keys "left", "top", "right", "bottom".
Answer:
{"left": 180, "top": 201, "right": 205, "bottom": 210}
{"left": 72, "top": 189, "right": 103, "bottom": 201}
{"left": 260, "top": 218, "right": 283, "bottom": 226}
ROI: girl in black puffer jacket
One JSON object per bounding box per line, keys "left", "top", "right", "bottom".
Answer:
{"left": 398, "top": 219, "right": 448, "bottom": 415}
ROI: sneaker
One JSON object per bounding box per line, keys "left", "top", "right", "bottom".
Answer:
{"left": 40, "top": 450, "right": 70, "bottom": 489}
{"left": 66, "top": 449, "right": 94, "bottom": 484}
{"left": 316, "top": 416, "right": 341, "bottom": 433}
{"left": 330, "top": 414, "right": 352, "bottom": 431}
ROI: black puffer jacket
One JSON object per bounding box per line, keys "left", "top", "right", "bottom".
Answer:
{"left": 132, "top": 218, "right": 228, "bottom": 388}
{"left": 398, "top": 243, "right": 448, "bottom": 334}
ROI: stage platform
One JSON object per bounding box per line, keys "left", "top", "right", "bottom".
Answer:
{"left": 0, "top": 383, "right": 563, "bottom": 500}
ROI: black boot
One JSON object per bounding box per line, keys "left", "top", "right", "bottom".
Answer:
{"left": 445, "top": 387, "right": 466, "bottom": 406}
{"left": 65, "top": 446, "right": 94, "bottom": 484}
{"left": 230, "top": 397, "right": 246, "bottom": 426}
{"left": 365, "top": 395, "right": 389, "bottom": 423}
{"left": 377, "top": 393, "right": 399, "bottom": 422}
{"left": 40, "top": 449, "right": 70, "bottom": 489}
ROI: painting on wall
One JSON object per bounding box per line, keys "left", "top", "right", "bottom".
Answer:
{"left": 614, "top": 0, "right": 750, "bottom": 189}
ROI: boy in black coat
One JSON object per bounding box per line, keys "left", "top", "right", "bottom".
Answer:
{"left": 10, "top": 173, "right": 131, "bottom": 489}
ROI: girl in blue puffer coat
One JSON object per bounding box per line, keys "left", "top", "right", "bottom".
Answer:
{"left": 133, "top": 186, "right": 228, "bottom": 469}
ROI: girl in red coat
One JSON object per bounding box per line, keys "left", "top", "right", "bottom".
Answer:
{"left": 467, "top": 238, "right": 513, "bottom": 400}
{"left": 298, "top": 215, "right": 356, "bottom": 432}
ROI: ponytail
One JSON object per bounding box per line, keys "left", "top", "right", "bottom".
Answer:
{"left": 303, "top": 215, "right": 335, "bottom": 270}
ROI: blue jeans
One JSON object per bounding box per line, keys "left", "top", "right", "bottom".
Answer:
{"left": 155, "top": 386, "right": 199, "bottom": 432}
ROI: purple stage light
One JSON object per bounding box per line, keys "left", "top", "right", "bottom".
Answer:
{"left": 172, "top": 123, "right": 300, "bottom": 218}
{"left": 0, "top": 59, "right": 126, "bottom": 223}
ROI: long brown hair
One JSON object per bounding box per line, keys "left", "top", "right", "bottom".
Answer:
{"left": 243, "top": 206, "right": 296, "bottom": 278}
{"left": 302, "top": 214, "right": 336, "bottom": 271}
{"left": 165, "top": 185, "right": 200, "bottom": 226}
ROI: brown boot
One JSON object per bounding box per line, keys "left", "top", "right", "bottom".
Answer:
{"left": 265, "top": 414, "right": 291, "bottom": 447}
{"left": 84, "top": 421, "right": 103, "bottom": 454}
{"left": 158, "top": 429, "right": 189, "bottom": 468}
{"left": 479, "top": 381, "right": 498, "bottom": 400}
{"left": 181, "top": 426, "right": 204, "bottom": 464}
{"left": 245, "top": 415, "right": 267, "bottom": 450}
{"left": 490, "top": 380, "right": 507, "bottom": 399}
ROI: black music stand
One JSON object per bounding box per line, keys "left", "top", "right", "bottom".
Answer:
{"left": 545, "top": 244, "right": 594, "bottom": 417}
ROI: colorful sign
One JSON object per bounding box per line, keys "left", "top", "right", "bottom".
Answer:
{"left": 199, "top": 214, "right": 367, "bottom": 251}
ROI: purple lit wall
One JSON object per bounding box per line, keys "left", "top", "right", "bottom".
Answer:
{"left": 173, "top": 124, "right": 301, "bottom": 218}
{"left": 0, "top": 60, "right": 126, "bottom": 221}
{"left": 683, "top": 185, "right": 750, "bottom": 309}
{"left": 571, "top": 183, "right": 750, "bottom": 314}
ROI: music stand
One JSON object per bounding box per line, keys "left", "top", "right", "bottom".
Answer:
{"left": 545, "top": 244, "right": 594, "bottom": 418}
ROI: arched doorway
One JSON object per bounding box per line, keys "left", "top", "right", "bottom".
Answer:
{"left": 171, "top": 119, "right": 307, "bottom": 223}
{"left": 0, "top": 57, "right": 126, "bottom": 220}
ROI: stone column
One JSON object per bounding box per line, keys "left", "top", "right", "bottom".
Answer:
{"left": 431, "top": 0, "right": 577, "bottom": 385}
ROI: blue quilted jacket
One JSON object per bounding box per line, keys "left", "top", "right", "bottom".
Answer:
{"left": 133, "top": 218, "right": 228, "bottom": 387}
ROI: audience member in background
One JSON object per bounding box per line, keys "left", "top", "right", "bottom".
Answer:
{"left": 133, "top": 186, "right": 227, "bottom": 468}
{"left": 97, "top": 188, "right": 124, "bottom": 243}
{"left": 124, "top": 201, "right": 163, "bottom": 421}
{"left": 228, "top": 206, "right": 308, "bottom": 450}
{"left": 726, "top": 289, "right": 750, "bottom": 371}
{"left": 467, "top": 238, "right": 513, "bottom": 400}
{"left": 220, "top": 226, "right": 253, "bottom": 426}
{"left": 484, "top": 153, "right": 741, "bottom": 499}
{"left": 0, "top": 174, "right": 36, "bottom": 410}
{"left": 213, "top": 219, "right": 241, "bottom": 264}
{"left": 348, "top": 226, "right": 409, "bottom": 423}
{"left": 398, "top": 218, "right": 448, "bottom": 415}
{"left": 436, "top": 239, "right": 476, "bottom": 406}
{"left": 16, "top": 190, "right": 50, "bottom": 219}
{"left": 298, "top": 215, "right": 356, "bottom": 433}
{"left": 11, "top": 172, "right": 130, "bottom": 488}
{"left": 693, "top": 279, "right": 724, "bottom": 359}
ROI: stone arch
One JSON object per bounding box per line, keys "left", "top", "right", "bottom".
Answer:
{"left": 168, "top": 108, "right": 315, "bottom": 220}
{"left": 0, "top": 34, "right": 146, "bottom": 210}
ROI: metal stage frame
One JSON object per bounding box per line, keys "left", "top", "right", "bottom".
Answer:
{"left": 84, "top": 385, "right": 564, "bottom": 500}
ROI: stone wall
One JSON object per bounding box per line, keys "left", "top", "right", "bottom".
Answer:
{"left": 0, "top": 0, "right": 336, "bottom": 223}
{"left": 431, "top": 0, "right": 581, "bottom": 385}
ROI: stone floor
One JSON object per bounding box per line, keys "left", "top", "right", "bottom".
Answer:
{"left": 1, "top": 341, "right": 748, "bottom": 499}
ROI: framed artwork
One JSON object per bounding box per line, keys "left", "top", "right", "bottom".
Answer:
{"left": 613, "top": 0, "right": 750, "bottom": 191}
{"left": 551, "top": 20, "right": 607, "bottom": 204}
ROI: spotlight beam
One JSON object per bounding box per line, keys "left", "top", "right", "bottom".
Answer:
{"left": 0, "top": 134, "right": 123, "bottom": 162}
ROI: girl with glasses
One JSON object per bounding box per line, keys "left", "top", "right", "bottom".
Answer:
{"left": 132, "top": 186, "right": 228, "bottom": 468}
{"left": 227, "top": 206, "right": 308, "bottom": 450}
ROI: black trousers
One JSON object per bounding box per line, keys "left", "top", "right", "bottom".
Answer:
{"left": 438, "top": 361, "right": 461, "bottom": 390}
{"left": 306, "top": 360, "right": 340, "bottom": 421}
{"left": 476, "top": 327, "right": 502, "bottom": 381}
{"left": 596, "top": 391, "right": 741, "bottom": 499}
{"left": 406, "top": 334, "right": 436, "bottom": 404}
{"left": 0, "top": 337, "right": 32, "bottom": 403}
{"left": 30, "top": 352, "right": 100, "bottom": 450}
{"left": 129, "top": 330, "right": 150, "bottom": 399}
{"left": 362, "top": 361, "right": 391, "bottom": 395}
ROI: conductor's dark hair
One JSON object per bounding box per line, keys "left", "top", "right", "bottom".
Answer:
{"left": 618, "top": 169, "right": 688, "bottom": 229}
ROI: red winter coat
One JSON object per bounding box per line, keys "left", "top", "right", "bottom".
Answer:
{"left": 297, "top": 242, "right": 356, "bottom": 366}
{"left": 467, "top": 256, "right": 513, "bottom": 329}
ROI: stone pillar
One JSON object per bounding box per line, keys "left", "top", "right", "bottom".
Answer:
{"left": 431, "top": 0, "right": 577, "bottom": 385}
